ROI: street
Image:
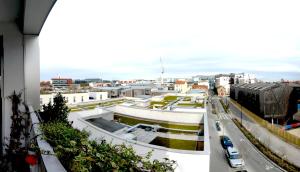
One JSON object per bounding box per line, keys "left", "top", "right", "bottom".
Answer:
{"left": 208, "top": 96, "right": 284, "bottom": 172}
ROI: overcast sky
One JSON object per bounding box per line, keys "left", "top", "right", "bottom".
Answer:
{"left": 40, "top": 0, "right": 300, "bottom": 81}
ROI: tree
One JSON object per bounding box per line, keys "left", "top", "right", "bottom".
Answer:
{"left": 40, "top": 93, "right": 70, "bottom": 124}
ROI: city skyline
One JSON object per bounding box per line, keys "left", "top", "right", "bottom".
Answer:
{"left": 40, "top": 0, "right": 300, "bottom": 81}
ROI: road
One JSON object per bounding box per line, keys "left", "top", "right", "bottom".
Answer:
{"left": 208, "top": 96, "right": 284, "bottom": 172}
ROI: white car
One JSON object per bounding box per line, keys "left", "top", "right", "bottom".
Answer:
{"left": 225, "top": 147, "right": 245, "bottom": 168}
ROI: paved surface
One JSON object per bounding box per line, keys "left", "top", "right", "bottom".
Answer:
{"left": 228, "top": 98, "right": 300, "bottom": 167}
{"left": 209, "top": 96, "right": 284, "bottom": 172}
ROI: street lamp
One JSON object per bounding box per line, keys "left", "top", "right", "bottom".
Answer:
{"left": 240, "top": 100, "right": 243, "bottom": 126}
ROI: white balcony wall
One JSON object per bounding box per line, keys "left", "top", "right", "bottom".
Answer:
{"left": 1, "top": 22, "right": 24, "bottom": 144}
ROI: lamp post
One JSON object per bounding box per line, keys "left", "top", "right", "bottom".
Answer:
{"left": 240, "top": 100, "right": 243, "bottom": 126}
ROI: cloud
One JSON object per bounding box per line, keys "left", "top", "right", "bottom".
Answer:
{"left": 40, "top": 0, "right": 300, "bottom": 81}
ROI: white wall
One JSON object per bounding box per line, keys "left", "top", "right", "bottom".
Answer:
{"left": 109, "top": 105, "right": 203, "bottom": 124}
{"left": 24, "top": 35, "right": 40, "bottom": 110}
{"left": 63, "top": 93, "right": 89, "bottom": 104}
{"left": 0, "top": 22, "right": 25, "bottom": 144}
{"left": 175, "top": 83, "right": 189, "bottom": 93}
{"left": 215, "top": 76, "right": 230, "bottom": 94}
{"left": 41, "top": 92, "right": 108, "bottom": 106}
{"left": 89, "top": 92, "right": 108, "bottom": 101}
{"left": 40, "top": 94, "right": 53, "bottom": 105}
{"left": 41, "top": 93, "right": 90, "bottom": 105}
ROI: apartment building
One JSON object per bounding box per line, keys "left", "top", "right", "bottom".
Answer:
{"left": 234, "top": 73, "right": 256, "bottom": 84}
{"left": 215, "top": 75, "right": 230, "bottom": 95}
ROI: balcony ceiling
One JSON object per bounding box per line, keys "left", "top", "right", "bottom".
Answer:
{"left": 0, "top": 0, "right": 56, "bottom": 35}
{"left": 0, "top": 0, "right": 20, "bottom": 22}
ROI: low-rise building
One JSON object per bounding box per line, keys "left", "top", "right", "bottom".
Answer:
{"left": 198, "top": 80, "right": 210, "bottom": 89}
{"left": 96, "top": 87, "right": 122, "bottom": 98}
{"left": 192, "top": 84, "right": 209, "bottom": 94}
{"left": 40, "top": 92, "right": 108, "bottom": 106}
{"left": 215, "top": 75, "right": 230, "bottom": 95}
{"left": 234, "top": 73, "right": 256, "bottom": 84}
{"left": 175, "top": 80, "right": 189, "bottom": 93}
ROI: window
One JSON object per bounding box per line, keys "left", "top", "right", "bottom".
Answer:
{"left": 73, "top": 96, "right": 76, "bottom": 103}
{"left": 40, "top": 98, "right": 43, "bottom": 105}
{"left": 81, "top": 96, "right": 84, "bottom": 102}
{"left": 100, "top": 94, "right": 102, "bottom": 100}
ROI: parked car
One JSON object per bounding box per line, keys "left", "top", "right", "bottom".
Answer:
{"left": 225, "top": 147, "right": 245, "bottom": 168}
{"left": 215, "top": 120, "right": 221, "bottom": 131}
{"left": 221, "top": 135, "right": 233, "bottom": 149}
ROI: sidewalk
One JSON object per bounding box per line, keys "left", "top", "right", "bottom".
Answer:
{"left": 229, "top": 99, "right": 300, "bottom": 166}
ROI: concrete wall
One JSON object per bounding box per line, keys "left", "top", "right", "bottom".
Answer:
{"left": 24, "top": 35, "right": 40, "bottom": 110}
{"left": 40, "top": 94, "right": 53, "bottom": 105}
{"left": 89, "top": 92, "right": 108, "bottom": 101}
{"left": 108, "top": 105, "right": 204, "bottom": 125}
{"left": 0, "top": 22, "right": 25, "bottom": 143}
{"left": 63, "top": 93, "right": 89, "bottom": 104}
{"left": 40, "top": 92, "right": 108, "bottom": 106}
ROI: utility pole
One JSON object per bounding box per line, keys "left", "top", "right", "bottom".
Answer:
{"left": 240, "top": 100, "right": 243, "bottom": 126}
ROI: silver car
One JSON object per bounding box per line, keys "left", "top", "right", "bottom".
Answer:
{"left": 225, "top": 147, "right": 245, "bottom": 168}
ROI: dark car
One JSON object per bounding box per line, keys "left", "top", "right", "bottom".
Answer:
{"left": 215, "top": 120, "right": 221, "bottom": 131}
{"left": 221, "top": 135, "right": 233, "bottom": 149}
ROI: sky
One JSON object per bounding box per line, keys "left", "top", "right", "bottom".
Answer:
{"left": 40, "top": 0, "right": 300, "bottom": 81}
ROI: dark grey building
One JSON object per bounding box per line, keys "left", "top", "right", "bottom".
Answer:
{"left": 230, "top": 83, "right": 300, "bottom": 123}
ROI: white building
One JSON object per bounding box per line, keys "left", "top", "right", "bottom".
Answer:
{"left": 198, "top": 80, "right": 210, "bottom": 89}
{"left": 234, "top": 73, "right": 256, "bottom": 84}
{"left": 175, "top": 80, "right": 190, "bottom": 93}
{"left": 215, "top": 75, "right": 230, "bottom": 95}
{"left": 40, "top": 92, "right": 108, "bottom": 106}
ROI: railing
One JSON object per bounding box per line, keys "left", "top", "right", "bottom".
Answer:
{"left": 29, "top": 106, "right": 66, "bottom": 172}
{"left": 230, "top": 99, "right": 300, "bottom": 147}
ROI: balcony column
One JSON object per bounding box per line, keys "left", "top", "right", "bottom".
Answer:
{"left": 24, "top": 35, "right": 40, "bottom": 110}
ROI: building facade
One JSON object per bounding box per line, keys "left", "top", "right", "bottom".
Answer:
{"left": 230, "top": 83, "right": 300, "bottom": 123}
{"left": 51, "top": 78, "right": 73, "bottom": 89}
{"left": 215, "top": 75, "right": 230, "bottom": 95}
{"left": 175, "top": 80, "right": 189, "bottom": 93}
{"left": 40, "top": 92, "right": 108, "bottom": 106}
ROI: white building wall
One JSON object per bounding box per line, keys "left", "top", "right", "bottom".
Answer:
{"left": 41, "top": 92, "right": 108, "bottom": 106}
{"left": 109, "top": 105, "right": 203, "bottom": 124}
{"left": 175, "top": 83, "right": 189, "bottom": 93}
{"left": 24, "top": 35, "right": 40, "bottom": 110}
{"left": 62, "top": 93, "right": 89, "bottom": 104}
{"left": 89, "top": 92, "right": 108, "bottom": 101}
{"left": 215, "top": 76, "right": 230, "bottom": 95}
{"left": 40, "top": 94, "right": 53, "bottom": 105}
{"left": 0, "top": 22, "right": 26, "bottom": 144}
{"left": 198, "top": 80, "right": 210, "bottom": 89}
{"left": 235, "top": 73, "right": 256, "bottom": 84}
